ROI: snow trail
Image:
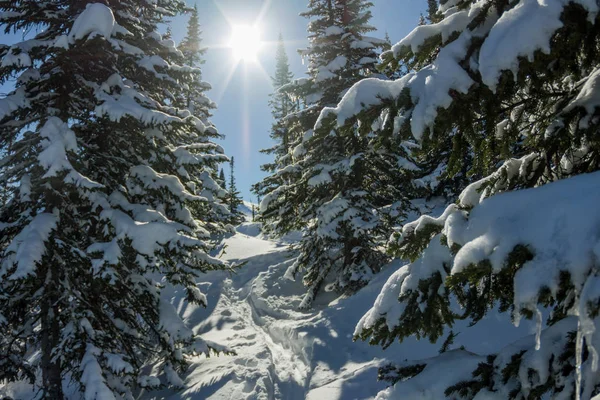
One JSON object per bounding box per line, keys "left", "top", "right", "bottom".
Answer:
{"left": 145, "top": 222, "right": 542, "bottom": 400}
{"left": 143, "top": 226, "right": 384, "bottom": 400}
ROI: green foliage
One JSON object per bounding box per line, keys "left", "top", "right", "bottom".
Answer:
{"left": 448, "top": 245, "right": 534, "bottom": 324}
{"left": 439, "top": 330, "right": 458, "bottom": 354}
{"left": 227, "top": 157, "right": 245, "bottom": 224}
{"left": 445, "top": 355, "right": 496, "bottom": 398}
{"left": 252, "top": 33, "right": 296, "bottom": 218}
{"left": 0, "top": 0, "right": 232, "bottom": 397}
{"left": 378, "top": 362, "right": 426, "bottom": 385}
{"left": 356, "top": 270, "right": 454, "bottom": 348}
{"left": 179, "top": 4, "right": 206, "bottom": 67}
{"left": 353, "top": 1, "right": 600, "bottom": 397}
{"left": 427, "top": 0, "right": 440, "bottom": 23}
{"left": 389, "top": 222, "right": 443, "bottom": 262}
{"left": 256, "top": 0, "right": 400, "bottom": 308}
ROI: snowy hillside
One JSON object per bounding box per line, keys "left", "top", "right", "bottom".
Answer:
{"left": 136, "top": 227, "right": 542, "bottom": 400}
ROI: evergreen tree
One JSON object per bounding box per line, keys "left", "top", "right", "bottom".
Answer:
{"left": 0, "top": 1, "right": 231, "bottom": 397}
{"left": 227, "top": 157, "right": 244, "bottom": 224}
{"left": 260, "top": 0, "right": 390, "bottom": 308}
{"left": 426, "top": 0, "right": 439, "bottom": 23}
{"left": 218, "top": 168, "right": 226, "bottom": 187}
{"left": 271, "top": 33, "right": 295, "bottom": 122}
{"left": 179, "top": 4, "right": 206, "bottom": 67}
{"left": 383, "top": 31, "right": 393, "bottom": 50}
{"left": 331, "top": 0, "right": 600, "bottom": 397}
{"left": 265, "top": 33, "right": 295, "bottom": 160}
{"left": 178, "top": 3, "right": 214, "bottom": 124}
{"left": 164, "top": 26, "right": 173, "bottom": 41}
{"left": 252, "top": 34, "right": 296, "bottom": 229}
{"left": 178, "top": 2, "right": 230, "bottom": 234}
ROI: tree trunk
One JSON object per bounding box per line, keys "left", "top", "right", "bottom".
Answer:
{"left": 343, "top": 237, "right": 360, "bottom": 271}
{"left": 40, "top": 264, "right": 64, "bottom": 400}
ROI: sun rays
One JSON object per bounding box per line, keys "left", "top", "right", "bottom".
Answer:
{"left": 229, "top": 24, "right": 262, "bottom": 62}
{"left": 195, "top": 0, "right": 304, "bottom": 165}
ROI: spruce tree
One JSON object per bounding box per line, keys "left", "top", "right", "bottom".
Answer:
{"left": 252, "top": 34, "right": 296, "bottom": 233}
{"left": 264, "top": 33, "right": 295, "bottom": 160}
{"left": 178, "top": 4, "right": 214, "bottom": 124}
{"left": 179, "top": 4, "right": 206, "bottom": 67}
{"left": 227, "top": 157, "right": 244, "bottom": 224}
{"left": 326, "top": 0, "right": 600, "bottom": 397}
{"left": 178, "top": 3, "right": 231, "bottom": 234}
{"left": 164, "top": 26, "right": 173, "bottom": 41}
{"left": 260, "top": 0, "right": 391, "bottom": 308}
{"left": 218, "top": 168, "right": 226, "bottom": 187}
{"left": 426, "top": 0, "right": 439, "bottom": 23}
{"left": 0, "top": 1, "right": 231, "bottom": 397}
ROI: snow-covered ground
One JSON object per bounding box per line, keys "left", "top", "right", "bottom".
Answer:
{"left": 140, "top": 220, "right": 543, "bottom": 400}
{"left": 0, "top": 219, "right": 550, "bottom": 400}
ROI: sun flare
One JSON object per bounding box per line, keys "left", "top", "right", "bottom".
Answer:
{"left": 229, "top": 25, "right": 262, "bottom": 62}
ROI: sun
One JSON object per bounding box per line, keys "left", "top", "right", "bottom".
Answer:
{"left": 229, "top": 25, "right": 262, "bottom": 62}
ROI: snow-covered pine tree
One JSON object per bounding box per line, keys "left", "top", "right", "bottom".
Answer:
{"left": 260, "top": 0, "right": 392, "bottom": 308}
{"left": 164, "top": 26, "right": 173, "bottom": 41}
{"left": 178, "top": 3, "right": 212, "bottom": 124}
{"left": 289, "top": 102, "right": 423, "bottom": 309}
{"left": 218, "top": 167, "right": 226, "bottom": 186}
{"left": 227, "top": 157, "right": 244, "bottom": 224}
{"left": 290, "top": 0, "right": 385, "bottom": 124}
{"left": 317, "top": 0, "right": 600, "bottom": 397}
{"left": 179, "top": 4, "right": 206, "bottom": 67}
{"left": 177, "top": 4, "right": 231, "bottom": 235}
{"left": 266, "top": 33, "right": 295, "bottom": 158}
{"left": 426, "top": 0, "right": 439, "bottom": 23}
{"left": 0, "top": 1, "right": 232, "bottom": 397}
{"left": 251, "top": 34, "right": 296, "bottom": 233}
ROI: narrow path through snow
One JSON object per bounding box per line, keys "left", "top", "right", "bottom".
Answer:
{"left": 148, "top": 224, "right": 541, "bottom": 400}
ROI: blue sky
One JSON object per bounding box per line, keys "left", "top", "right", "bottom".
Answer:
{"left": 169, "top": 0, "right": 425, "bottom": 200}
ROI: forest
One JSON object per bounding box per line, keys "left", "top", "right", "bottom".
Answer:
{"left": 0, "top": 0, "right": 599, "bottom": 399}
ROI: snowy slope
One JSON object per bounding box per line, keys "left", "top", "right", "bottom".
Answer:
{"left": 0, "top": 228, "right": 547, "bottom": 400}
{"left": 141, "top": 230, "right": 544, "bottom": 400}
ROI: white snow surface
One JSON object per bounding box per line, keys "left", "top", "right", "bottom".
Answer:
{"left": 566, "top": 67, "right": 600, "bottom": 128}
{"left": 139, "top": 230, "right": 541, "bottom": 400}
{"left": 0, "top": 224, "right": 552, "bottom": 400}
{"left": 318, "top": 30, "right": 474, "bottom": 140}
{"left": 38, "top": 117, "right": 78, "bottom": 178}
{"left": 478, "top": 0, "right": 565, "bottom": 91}
{"left": 69, "top": 3, "right": 115, "bottom": 43}
{"left": 2, "top": 213, "right": 58, "bottom": 280}
{"left": 451, "top": 171, "right": 600, "bottom": 297}
{"left": 391, "top": 9, "right": 471, "bottom": 55}
{"left": 480, "top": 0, "right": 598, "bottom": 91}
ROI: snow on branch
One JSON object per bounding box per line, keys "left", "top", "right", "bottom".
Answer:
{"left": 358, "top": 170, "right": 600, "bottom": 393}
{"left": 69, "top": 3, "right": 115, "bottom": 43}
{"left": 316, "top": 0, "right": 600, "bottom": 141}
{"left": 3, "top": 213, "right": 58, "bottom": 280}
